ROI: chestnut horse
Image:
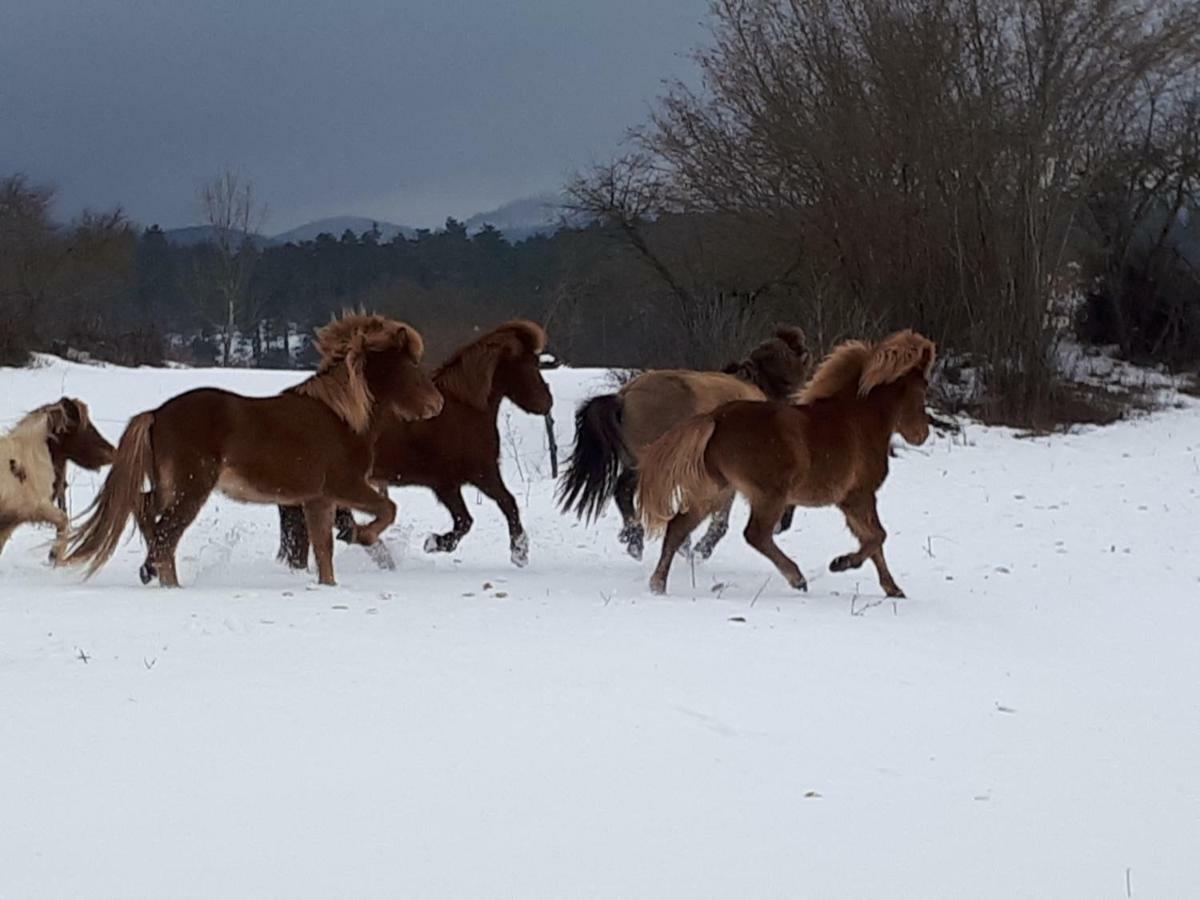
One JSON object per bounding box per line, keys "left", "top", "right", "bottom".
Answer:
{"left": 558, "top": 326, "right": 810, "bottom": 560}
{"left": 277, "top": 319, "right": 553, "bottom": 569}
{"left": 637, "top": 330, "right": 935, "bottom": 597}
{"left": 1, "top": 398, "right": 114, "bottom": 561}
{"left": 64, "top": 314, "right": 443, "bottom": 586}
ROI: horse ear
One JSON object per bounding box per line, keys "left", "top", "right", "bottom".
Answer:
{"left": 919, "top": 342, "right": 936, "bottom": 377}
{"left": 44, "top": 401, "right": 71, "bottom": 436}
{"left": 61, "top": 397, "right": 82, "bottom": 425}
{"left": 395, "top": 324, "right": 425, "bottom": 361}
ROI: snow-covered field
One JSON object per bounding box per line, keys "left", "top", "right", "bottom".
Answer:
{"left": 2, "top": 358, "right": 1198, "bottom": 898}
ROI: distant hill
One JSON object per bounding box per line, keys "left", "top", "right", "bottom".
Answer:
{"left": 464, "top": 193, "right": 570, "bottom": 242}
{"left": 161, "top": 225, "right": 272, "bottom": 249}
{"left": 271, "top": 216, "right": 414, "bottom": 244}
{"left": 161, "top": 196, "right": 586, "bottom": 249}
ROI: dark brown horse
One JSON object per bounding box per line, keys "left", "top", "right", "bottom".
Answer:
{"left": 558, "top": 326, "right": 810, "bottom": 560}
{"left": 637, "top": 330, "right": 935, "bottom": 597}
{"left": 277, "top": 319, "right": 553, "bottom": 569}
{"left": 64, "top": 314, "right": 443, "bottom": 586}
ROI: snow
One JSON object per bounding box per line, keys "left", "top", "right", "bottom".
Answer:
{"left": 2, "top": 358, "right": 1199, "bottom": 898}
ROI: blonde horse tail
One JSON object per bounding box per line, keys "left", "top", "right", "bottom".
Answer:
{"left": 636, "top": 413, "right": 719, "bottom": 536}
{"left": 64, "top": 412, "right": 155, "bottom": 576}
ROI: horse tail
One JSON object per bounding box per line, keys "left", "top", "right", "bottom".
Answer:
{"left": 557, "top": 393, "right": 629, "bottom": 522}
{"left": 636, "top": 413, "right": 719, "bottom": 536}
{"left": 64, "top": 412, "right": 154, "bottom": 576}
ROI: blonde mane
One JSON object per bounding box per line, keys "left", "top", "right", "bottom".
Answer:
{"left": 9, "top": 398, "right": 92, "bottom": 440}
{"left": 435, "top": 319, "right": 547, "bottom": 410}
{"left": 796, "top": 330, "right": 935, "bottom": 404}
{"left": 290, "top": 313, "right": 423, "bottom": 433}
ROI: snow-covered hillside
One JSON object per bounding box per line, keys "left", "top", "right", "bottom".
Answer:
{"left": 2, "top": 358, "right": 1198, "bottom": 898}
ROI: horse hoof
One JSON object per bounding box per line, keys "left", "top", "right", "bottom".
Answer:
{"left": 649, "top": 577, "right": 666, "bottom": 595}
{"left": 886, "top": 586, "right": 906, "bottom": 599}
{"left": 694, "top": 543, "right": 713, "bottom": 561}
{"left": 510, "top": 533, "right": 529, "bottom": 568}
{"left": 830, "top": 555, "right": 853, "bottom": 572}
{"left": 792, "top": 576, "right": 808, "bottom": 592}
{"left": 423, "top": 534, "right": 440, "bottom": 553}
{"left": 139, "top": 562, "right": 156, "bottom": 585}
{"left": 336, "top": 524, "right": 355, "bottom": 543}
{"left": 626, "top": 540, "right": 643, "bottom": 562}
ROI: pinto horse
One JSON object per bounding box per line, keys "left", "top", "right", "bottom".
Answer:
{"left": 1, "top": 398, "right": 114, "bottom": 562}
{"left": 277, "top": 319, "right": 553, "bottom": 569}
{"left": 558, "top": 326, "right": 811, "bottom": 560}
{"left": 637, "top": 330, "right": 935, "bottom": 597}
{"left": 64, "top": 314, "right": 443, "bottom": 587}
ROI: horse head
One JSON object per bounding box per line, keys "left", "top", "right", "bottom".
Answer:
{"left": 45, "top": 398, "right": 114, "bottom": 470}
{"left": 860, "top": 331, "right": 936, "bottom": 446}
{"left": 310, "top": 313, "right": 443, "bottom": 429}
{"left": 722, "top": 325, "right": 812, "bottom": 400}
{"left": 436, "top": 320, "right": 553, "bottom": 415}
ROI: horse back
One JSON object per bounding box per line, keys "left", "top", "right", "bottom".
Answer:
{"left": 621, "top": 370, "right": 765, "bottom": 456}
{"left": 150, "top": 388, "right": 371, "bottom": 500}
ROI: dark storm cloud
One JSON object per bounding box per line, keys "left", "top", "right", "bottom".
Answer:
{"left": 0, "top": 0, "right": 704, "bottom": 230}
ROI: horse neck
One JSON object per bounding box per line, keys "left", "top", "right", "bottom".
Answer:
{"left": 859, "top": 381, "right": 907, "bottom": 445}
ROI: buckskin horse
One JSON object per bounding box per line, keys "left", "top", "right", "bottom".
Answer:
{"left": 277, "top": 319, "right": 553, "bottom": 570}
{"left": 558, "top": 326, "right": 811, "bottom": 560}
{"left": 64, "top": 313, "right": 443, "bottom": 586}
{"left": 637, "top": 330, "right": 935, "bottom": 597}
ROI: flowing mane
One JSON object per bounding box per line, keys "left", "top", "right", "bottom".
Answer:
{"left": 796, "top": 330, "right": 935, "bottom": 404}
{"left": 9, "top": 398, "right": 93, "bottom": 440}
{"left": 290, "top": 313, "right": 423, "bottom": 433}
{"left": 434, "top": 319, "right": 547, "bottom": 409}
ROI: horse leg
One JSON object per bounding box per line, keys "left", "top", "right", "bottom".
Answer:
{"left": 333, "top": 507, "right": 356, "bottom": 542}
{"left": 474, "top": 468, "right": 529, "bottom": 567}
{"left": 743, "top": 500, "right": 807, "bottom": 591}
{"left": 328, "top": 480, "right": 395, "bottom": 547}
{"left": 692, "top": 493, "right": 733, "bottom": 560}
{"left": 136, "top": 491, "right": 161, "bottom": 584}
{"left": 30, "top": 502, "right": 70, "bottom": 564}
{"left": 302, "top": 499, "right": 337, "bottom": 586}
{"left": 147, "top": 481, "right": 213, "bottom": 588}
{"left": 776, "top": 504, "right": 796, "bottom": 535}
{"left": 277, "top": 505, "right": 311, "bottom": 570}
{"left": 423, "top": 485, "right": 473, "bottom": 554}
{"left": 831, "top": 493, "right": 904, "bottom": 598}
{"left": 649, "top": 506, "right": 708, "bottom": 595}
{"left": 614, "top": 468, "right": 643, "bottom": 560}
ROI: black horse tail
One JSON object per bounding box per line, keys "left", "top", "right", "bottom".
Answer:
{"left": 557, "top": 393, "right": 629, "bottom": 522}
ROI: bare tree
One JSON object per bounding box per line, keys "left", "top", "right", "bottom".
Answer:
{"left": 198, "top": 169, "right": 267, "bottom": 366}
{"left": 574, "top": 0, "right": 1200, "bottom": 418}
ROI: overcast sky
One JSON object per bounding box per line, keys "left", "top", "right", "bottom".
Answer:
{"left": 1, "top": 0, "right": 705, "bottom": 232}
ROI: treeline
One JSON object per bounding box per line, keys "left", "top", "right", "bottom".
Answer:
{"left": 0, "top": 176, "right": 738, "bottom": 370}
{"left": 4, "top": 0, "right": 1200, "bottom": 431}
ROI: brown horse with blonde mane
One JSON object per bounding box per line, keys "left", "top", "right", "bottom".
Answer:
{"left": 64, "top": 313, "right": 443, "bottom": 587}
{"left": 558, "top": 326, "right": 811, "bottom": 560}
{"left": 276, "top": 319, "right": 553, "bottom": 569}
{"left": 637, "top": 330, "right": 935, "bottom": 597}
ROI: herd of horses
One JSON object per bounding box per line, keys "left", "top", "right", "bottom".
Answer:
{"left": 0, "top": 312, "right": 936, "bottom": 597}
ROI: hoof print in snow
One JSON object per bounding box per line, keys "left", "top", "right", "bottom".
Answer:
{"left": 728, "top": 616, "right": 746, "bottom": 623}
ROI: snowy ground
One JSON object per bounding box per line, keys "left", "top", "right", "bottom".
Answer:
{"left": 2, "top": 358, "right": 1198, "bottom": 898}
